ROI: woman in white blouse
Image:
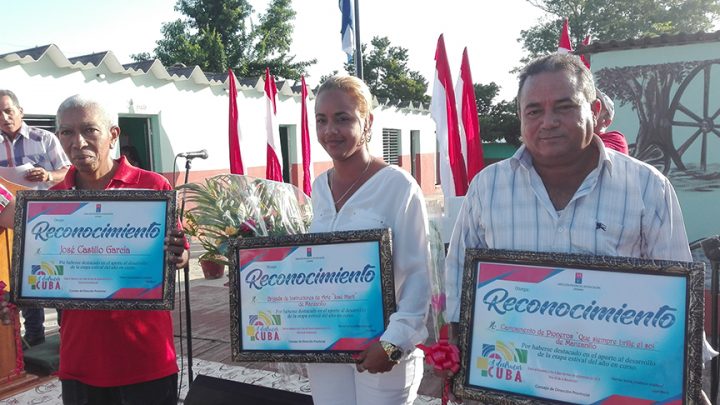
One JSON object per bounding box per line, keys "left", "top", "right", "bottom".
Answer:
{"left": 306, "top": 75, "right": 432, "bottom": 405}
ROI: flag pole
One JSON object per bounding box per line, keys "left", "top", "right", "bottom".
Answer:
{"left": 353, "top": 0, "right": 363, "bottom": 79}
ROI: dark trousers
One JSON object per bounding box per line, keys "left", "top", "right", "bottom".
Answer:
{"left": 61, "top": 374, "right": 178, "bottom": 405}
{"left": 21, "top": 308, "right": 62, "bottom": 340}
{"left": 21, "top": 307, "right": 45, "bottom": 339}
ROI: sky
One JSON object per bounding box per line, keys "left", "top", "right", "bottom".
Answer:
{"left": 0, "top": 0, "right": 547, "bottom": 101}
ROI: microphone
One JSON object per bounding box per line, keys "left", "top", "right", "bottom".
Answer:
{"left": 178, "top": 149, "right": 208, "bottom": 160}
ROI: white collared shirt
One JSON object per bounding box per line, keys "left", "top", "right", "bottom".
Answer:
{"left": 310, "top": 165, "right": 431, "bottom": 353}
{"left": 0, "top": 122, "right": 70, "bottom": 189}
{"left": 445, "top": 137, "right": 691, "bottom": 323}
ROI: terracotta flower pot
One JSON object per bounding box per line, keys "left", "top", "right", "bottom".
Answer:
{"left": 200, "top": 259, "right": 225, "bottom": 280}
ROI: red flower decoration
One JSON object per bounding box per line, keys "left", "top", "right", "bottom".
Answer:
{"left": 416, "top": 324, "right": 460, "bottom": 405}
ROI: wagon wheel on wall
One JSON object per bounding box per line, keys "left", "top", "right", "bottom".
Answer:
{"left": 667, "top": 61, "right": 720, "bottom": 175}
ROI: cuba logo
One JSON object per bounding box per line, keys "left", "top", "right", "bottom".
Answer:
{"left": 477, "top": 341, "right": 527, "bottom": 382}
{"left": 246, "top": 311, "right": 282, "bottom": 342}
{"left": 28, "top": 262, "right": 64, "bottom": 290}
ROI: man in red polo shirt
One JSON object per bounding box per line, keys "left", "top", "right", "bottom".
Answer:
{"left": 52, "top": 95, "right": 188, "bottom": 405}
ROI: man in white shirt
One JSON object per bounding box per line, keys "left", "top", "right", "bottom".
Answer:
{"left": 0, "top": 89, "right": 70, "bottom": 347}
{"left": 0, "top": 90, "right": 70, "bottom": 187}
{"left": 445, "top": 53, "right": 714, "bottom": 400}
{"left": 446, "top": 54, "right": 692, "bottom": 316}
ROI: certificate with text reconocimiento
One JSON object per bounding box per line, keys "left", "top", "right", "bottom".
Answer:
{"left": 11, "top": 190, "right": 177, "bottom": 310}
{"left": 455, "top": 249, "right": 705, "bottom": 405}
{"left": 229, "top": 229, "right": 395, "bottom": 363}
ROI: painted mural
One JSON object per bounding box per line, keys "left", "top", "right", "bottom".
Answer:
{"left": 595, "top": 58, "right": 720, "bottom": 241}
{"left": 597, "top": 59, "right": 720, "bottom": 177}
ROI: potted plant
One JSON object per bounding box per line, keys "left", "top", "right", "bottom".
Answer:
{"left": 180, "top": 174, "right": 312, "bottom": 279}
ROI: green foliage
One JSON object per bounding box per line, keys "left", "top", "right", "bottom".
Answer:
{"left": 133, "top": 0, "right": 315, "bottom": 79}
{"left": 520, "top": 0, "right": 720, "bottom": 59}
{"left": 474, "top": 83, "right": 521, "bottom": 144}
{"left": 129, "top": 52, "right": 153, "bottom": 61}
{"left": 473, "top": 82, "right": 500, "bottom": 116}
{"left": 344, "top": 37, "right": 430, "bottom": 104}
{"left": 482, "top": 99, "right": 522, "bottom": 146}
{"left": 179, "top": 174, "right": 313, "bottom": 265}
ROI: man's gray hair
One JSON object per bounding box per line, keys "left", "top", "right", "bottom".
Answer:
{"left": 0, "top": 90, "right": 21, "bottom": 108}
{"left": 517, "top": 53, "right": 596, "bottom": 110}
{"left": 56, "top": 95, "right": 118, "bottom": 129}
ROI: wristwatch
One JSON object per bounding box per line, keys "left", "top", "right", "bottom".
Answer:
{"left": 380, "top": 341, "right": 403, "bottom": 364}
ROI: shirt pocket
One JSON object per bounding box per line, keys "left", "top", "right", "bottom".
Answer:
{"left": 569, "top": 216, "right": 625, "bottom": 256}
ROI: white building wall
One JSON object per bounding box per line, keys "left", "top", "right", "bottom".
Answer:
{"left": 0, "top": 50, "right": 436, "bottom": 191}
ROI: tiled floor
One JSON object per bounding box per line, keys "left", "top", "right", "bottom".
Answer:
{"left": 0, "top": 356, "right": 443, "bottom": 405}
{"left": 170, "top": 278, "right": 449, "bottom": 402}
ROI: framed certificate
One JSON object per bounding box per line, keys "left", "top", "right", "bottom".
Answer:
{"left": 11, "top": 190, "right": 177, "bottom": 310}
{"left": 454, "top": 249, "right": 705, "bottom": 405}
{"left": 229, "top": 228, "right": 395, "bottom": 363}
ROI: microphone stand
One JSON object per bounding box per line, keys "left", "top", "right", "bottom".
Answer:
{"left": 178, "top": 157, "right": 194, "bottom": 384}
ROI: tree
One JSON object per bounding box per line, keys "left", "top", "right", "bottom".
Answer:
{"left": 344, "top": 36, "right": 430, "bottom": 104}
{"left": 473, "top": 82, "right": 500, "bottom": 117}
{"left": 520, "top": 0, "right": 720, "bottom": 59}
{"left": 474, "top": 83, "right": 521, "bottom": 145}
{"left": 132, "top": 0, "right": 314, "bottom": 79}
{"left": 596, "top": 61, "right": 704, "bottom": 174}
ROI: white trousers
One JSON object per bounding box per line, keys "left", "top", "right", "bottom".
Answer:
{"left": 307, "top": 349, "right": 424, "bottom": 405}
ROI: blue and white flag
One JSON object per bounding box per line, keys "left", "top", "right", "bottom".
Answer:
{"left": 339, "top": 0, "right": 354, "bottom": 61}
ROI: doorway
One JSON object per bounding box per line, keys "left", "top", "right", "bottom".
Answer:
{"left": 118, "top": 117, "right": 154, "bottom": 170}
{"left": 410, "top": 130, "right": 420, "bottom": 179}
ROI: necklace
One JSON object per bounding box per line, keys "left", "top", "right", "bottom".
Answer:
{"left": 331, "top": 158, "right": 372, "bottom": 207}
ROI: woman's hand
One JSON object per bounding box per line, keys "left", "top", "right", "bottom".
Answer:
{"left": 165, "top": 229, "right": 189, "bottom": 269}
{"left": 354, "top": 341, "right": 395, "bottom": 374}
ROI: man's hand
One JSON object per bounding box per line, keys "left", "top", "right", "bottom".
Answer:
{"left": 165, "top": 229, "right": 189, "bottom": 269}
{"left": 25, "top": 167, "right": 50, "bottom": 183}
{"left": 354, "top": 341, "right": 395, "bottom": 374}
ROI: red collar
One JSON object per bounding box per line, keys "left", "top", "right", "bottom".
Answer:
{"left": 54, "top": 156, "right": 141, "bottom": 190}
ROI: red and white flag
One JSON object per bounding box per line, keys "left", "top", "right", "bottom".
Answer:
{"left": 558, "top": 18, "right": 573, "bottom": 53}
{"left": 264, "top": 68, "right": 283, "bottom": 182}
{"left": 455, "top": 48, "right": 484, "bottom": 183}
{"left": 228, "top": 69, "right": 245, "bottom": 175}
{"left": 430, "top": 34, "right": 468, "bottom": 197}
{"left": 300, "top": 76, "right": 312, "bottom": 196}
{"left": 580, "top": 35, "right": 591, "bottom": 68}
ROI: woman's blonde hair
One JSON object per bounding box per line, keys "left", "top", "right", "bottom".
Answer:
{"left": 316, "top": 75, "right": 374, "bottom": 119}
